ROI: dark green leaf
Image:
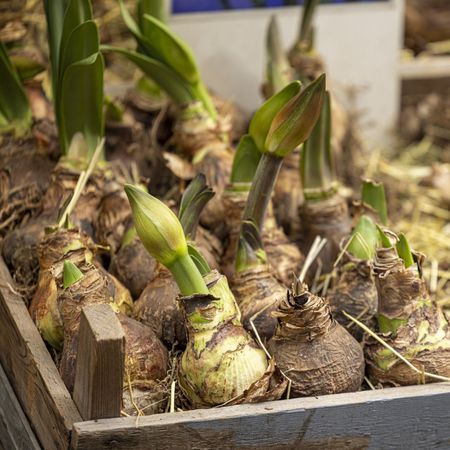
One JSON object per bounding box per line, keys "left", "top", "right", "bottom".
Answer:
{"left": 187, "top": 243, "right": 211, "bottom": 276}
{"left": 141, "top": 14, "right": 199, "bottom": 85}
{"left": 60, "top": 52, "right": 104, "bottom": 156}
{"left": 102, "top": 45, "right": 194, "bottom": 104}
{"left": 44, "top": 0, "right": 70, "bottom": 98}
{"left": 0, "top": 42, "right": 31, "bottom": 135}
{"left": 179, "top": 174, "right": 215, "bottom": 239}
{"left": 59, "top": 0, "right": 93, "bottom": 69}
{"left": 138, "top": 0, "right": 167, "bottom": 25}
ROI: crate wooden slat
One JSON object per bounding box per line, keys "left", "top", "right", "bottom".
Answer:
{"left": 0, "top": 363, "right": 41, "bottom": 450}
{"left": 0, "top": 257, "right": 81, "bottom": 450}
{"left": 70, "top": 382, "right": 450, "bottom": 450}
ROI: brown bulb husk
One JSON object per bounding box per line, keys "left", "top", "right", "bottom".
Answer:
{"left": 110, "top": 236, "right": 158, "bottom": 299}
{"left": 365, "top": 246, "right": 450, "bottom": 386}
{"left": 29, "top": 228, "right": 132, "bottom": 349}
{"left": 41, "top": 159, "right": 127, "bottom": 238}
{"left": 94, "top": 190, "right": 132, "bottom": 256}
{"left": 133, "top": 264, "right": 184, "bottom": 346}
{"left": 170, "top": 102, "right": 234, "bottom": 238}
{"left": 300, "top": 194, "right": 351, "bottom": 274}
{"left": 178, "top": 270, "right": 286, "bottom": 408}
{"left": 119, "top": 314, "right": 169, "bottom": 416}
{"left": 231, "top": 265, "right": 286, "bottom": 340}
{"left": 269, "top": 288, "right": 365, "bottom": 397}
{"left": 2, "top": 215, "right": 53, "bottom": 299}
{"left": 327, "top": 252, "right": 378, "bottom": 341}
{"left": 288, "top": 50, "right": 325, "bottom": 82}
{"left": 221, "top": 188, "right": 303, "bottom": 285}
{"left": 58, "top": 266, "right": 169, "bottom": 405}
{"left": 194, "top": 225, "right": 223, "bottom": 270}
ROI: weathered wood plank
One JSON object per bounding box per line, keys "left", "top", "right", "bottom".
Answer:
{"left": 0, "top": 256, "right": 81, "bottom": 450}
{"left": 0, "top": 363, "right": 41, "bottom": 450}
{"left": 73, "top": 304, "right": 125, "bottom": 421}
{"left": 71, "top": 383, "right": 450, "bottom": 450}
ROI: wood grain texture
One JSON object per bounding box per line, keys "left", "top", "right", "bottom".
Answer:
{"left": 0, "top": 363, "right": 41, "bottom": 450}
{"left": 73, "top": 304, "right": 125, "bottom": 421}
{"left": 71, "top": 383, "right": 450, "bottom": 450}
{"left": 0, "top": 256, "right": 81, "bottom": 450}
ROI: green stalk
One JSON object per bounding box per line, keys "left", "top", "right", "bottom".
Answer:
{"left": 241, "top": 152, "right": 283, "bottom": 230}
{"left": 265, "top": 15, "right": 292, "bottom": 97}
{"left": 300, "top": 91, "right": 335, "bottom": 201}
{"left": 167, "top": 252, "right": 209, "bottom": 296}
{"left": 361, "top": 179, "right": 388, "bottom": 225}
{"left": 296, "top": 0, "right": 320, "bottom": 53}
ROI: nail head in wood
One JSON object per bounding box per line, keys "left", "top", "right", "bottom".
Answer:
{"left": 73, "top": 304, "right": 125, "bottom": 421}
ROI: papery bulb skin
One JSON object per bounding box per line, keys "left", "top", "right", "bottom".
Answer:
{"left": 327, "top": 253, "right": 378, "bottom": 341}
{"left": 365, "top": 246, "right": 450, "bottom": 386}
{"left": 269, "top": 287, "right": 364, "bottom": 397}
{"left": 178, "top": 270, "right": 286, "bottom": 407}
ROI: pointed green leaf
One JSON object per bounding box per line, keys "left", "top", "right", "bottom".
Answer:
{"left": 377, "top": 225, "right": 393, "bottom": 249}
{"left": 141, "top": 14, "right": 199, "bottom": 85}
{"left": 178, "top": 174, "right": 215, "bottom": 239}
{"left": 249, "top": 81, "right": 301, "bottom": 152}
{"left": 265, "top": 15, "right": 292, "bottom": 96}
{"left": 0, "top": 42, "right": 31, "bottom": 135}
{"left": 102, "top": 45, "right": 195, "bottom": 105}
{"left": 301, "top": 90, "right": 334, "bottom": 197}
{"left": 347, "top": 215, "right": 379, "bottom": 260}
{"left": 235, "top": 219, "right": 267, "bottom": 273}
{"left": 187, "top": 243, "right": 211, "bottom": 276}
{"left": 63, "top": 260, "right": 84, "bottom": 288}
{"left": 231, "top": 135, "right": 262, "bottom": 184}
{"left": 138, "top": 0, "right": 167, "bottom": 25}
{"left": 58, "top": 20, "right": 99, "bottom": 93}
{"left": 266, "top": 73, "right": 326, "bottom": 157}
{"left": 60, "top": 0, "right": 93, "bottom": 68}
{"left": 361, "top": 179, "right": 388, "bottom": 225}
{"left": 60, "top": 52, "right": 104, "bottom": 156}
{"left": 299, "top": 0, "right": 320, "bottom": 47}
{"left": 396, "top": 233, "right": 414, "bottom": 268}
{"left": 44, "top": 0, "right": 70, "bottom": 98}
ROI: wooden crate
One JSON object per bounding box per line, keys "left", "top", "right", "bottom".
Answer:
{"left": 1, "top": 255, "right": 450, "bottom": 450}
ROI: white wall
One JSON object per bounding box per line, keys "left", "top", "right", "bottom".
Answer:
{"left": 169, "top": 0, "right": 404, "bottom": 146}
